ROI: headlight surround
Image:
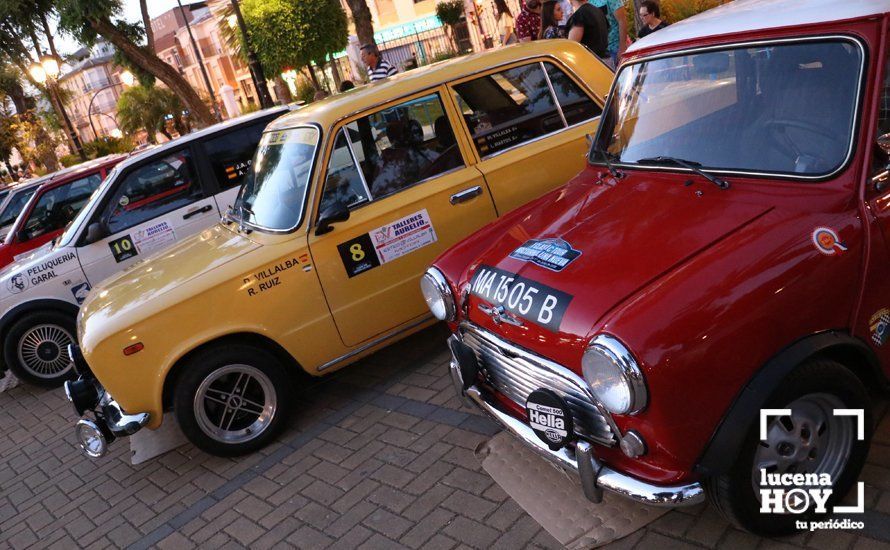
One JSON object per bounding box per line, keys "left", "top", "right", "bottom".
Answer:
{"left": 581, "top": 334, "right": 647, "bottom": 415}
{"left": 421, "top": 267, "right": 456, "bottom": 322}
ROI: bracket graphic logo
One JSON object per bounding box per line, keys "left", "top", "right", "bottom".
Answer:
{"left": 758, "top": 408, "right": 865, "bottom": 518}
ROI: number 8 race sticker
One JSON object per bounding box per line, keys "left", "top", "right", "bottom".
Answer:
{"left": 335, "top": 210, "right": 437, "bottom": 278}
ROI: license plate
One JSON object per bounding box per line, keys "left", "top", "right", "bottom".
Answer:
{"left": 469, "top": 265, "right": 573, "bottom": 332}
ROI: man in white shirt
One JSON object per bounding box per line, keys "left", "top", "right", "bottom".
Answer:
{"left": 360, "top": 44, "right": 398, "bottom": 82}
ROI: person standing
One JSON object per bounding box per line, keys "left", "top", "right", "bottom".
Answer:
{"left": 591, "top": 0, "right": 628, "bottom": 67}
{"left": 567, "top": 0, "right": 609, "bottom": 63}
{"left": 516, "top": 0, "right": 543, "bottom": 42}
{"left": 638, "top": 0, "right": 668, "bottom": 38}
{"left": 495, "top": 0, "right": 517, "bottom": 45}
{"left": 539, "top": 0, "right": 566, "bottom": 39}
{"left": 360, "top": 44, "right": 398, "bottom": 82}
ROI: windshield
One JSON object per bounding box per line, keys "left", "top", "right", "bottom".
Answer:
{"left": 594, "top": 39, "right": 863, "bottom": 177}
{"left": 0, "top": 187, "right": 37, "bottom": 229}
{"left": 234, "top": 127, "right": 319, "bottom": 231}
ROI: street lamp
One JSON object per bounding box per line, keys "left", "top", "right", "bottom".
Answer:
{"left": 87, "top": 70, "right": 134, "bottom": 140}
{"left": 30, "top": 55, "right": 87, "bottom": 162}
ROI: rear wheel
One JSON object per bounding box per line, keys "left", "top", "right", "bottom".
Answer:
{"left": 4, "top": 311, "right": 76, "bottom": 387}
{"left": 174, "top": 344, "right": 293, "bottom": 456}
{"left": 706, "top": 358, "right": 871, "bottom": 536}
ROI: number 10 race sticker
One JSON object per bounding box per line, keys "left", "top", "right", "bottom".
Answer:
{"left": 337, "top": 210, "right": 438, "bottom": 278}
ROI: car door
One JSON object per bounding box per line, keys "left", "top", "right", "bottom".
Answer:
{"left": 197, "top": 119, "right": 274, "bottom": 215}
{"left": 448, "top": 60, "right": 603, "bottom": 215}
{"left": 309, "top": 89, "right": 497, "bottom": 346}
{"left": 76, "top": 146, "right": 220, "bottom": 285}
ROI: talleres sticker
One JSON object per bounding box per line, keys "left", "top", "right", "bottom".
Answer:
{"left": 337, "top": 209, "right": 437, "bottom": 278}
{"left": 526, "top": 388, "right": 573, "bottom": 450}
{"left": 812, "top": 227, "right": 848, "bottom": 256}
{"left": 469, "top": 264, "right": 573, "bottom": 332}
{"left": 870, "top": 308, "right": 889, "bottom": 347}
{"left": 509, "top": 238, "right": 581, "bottom": 272}
{"left": 133, "top": 221, "right": 176, "bottom": 255}
{"left": 6, "top": 251, "right": 77, "bottom": 294}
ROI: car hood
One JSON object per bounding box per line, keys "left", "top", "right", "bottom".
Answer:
{"left": 80, "top": 224, "right": 260, "bottom": 333}
{"left": 462, "top": 170, "right": 772, "bottom": 358}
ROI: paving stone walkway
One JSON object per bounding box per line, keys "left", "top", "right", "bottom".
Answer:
{"left": 0, "top": 325, "right": 888, "bottom": 549}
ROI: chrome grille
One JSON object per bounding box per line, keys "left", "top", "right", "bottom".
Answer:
{"left": 460, "top": 324, "right": 617, "bottom": 446}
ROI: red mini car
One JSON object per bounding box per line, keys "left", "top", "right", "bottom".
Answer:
{"left": 425, "top": 0, "right": 890, "bottom": 535}
{"left": 0, "top": 155, "right": 125, "bottom": 269}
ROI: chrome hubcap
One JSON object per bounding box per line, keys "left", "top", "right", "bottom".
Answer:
{"left": 753, "top": 393, "right": 852, "bottom": 495}
{"left": 18, "top": 324, "right": 73, "bottom": 378}
{"left": 194, "top": 364, "right": 277, "bottom": 444}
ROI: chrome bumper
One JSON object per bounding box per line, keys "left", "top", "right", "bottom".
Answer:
{"left": 65, "top": 376, "right": 150, "bottom": 459}
{"left": 450, "top": 338, "right": 704, "bottom": 507}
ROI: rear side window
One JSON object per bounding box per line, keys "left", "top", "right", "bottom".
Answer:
{"left": 21, "top": 174, "right": 103, "bottom": 241}
{"left": 453, "top": 61, "right": 600, "bottom": 158}
{"left": 0, "top": 188, "right": 37, "bottom": 230}
{"left": 104, "top": 150, "right": 203, "bottom": 233}
{"left": 201, "top": 121, "right": 268, "bottom": 191}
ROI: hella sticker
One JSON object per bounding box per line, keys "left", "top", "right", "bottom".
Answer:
{"left": 812, "top": 227, "right": 848, "bottom": 256}
{"left": 509, "top": 238, "right": 581, "bottom": 272}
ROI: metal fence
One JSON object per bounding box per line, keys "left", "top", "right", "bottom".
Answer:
{"left": 377, "top": 26, "right": 466, "bottom": 70}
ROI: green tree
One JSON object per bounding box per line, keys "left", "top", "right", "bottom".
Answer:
{"left": 240, "top": 0, "right": 348, "bottom": 77}
{"left": 56, "top": 0, "right": 214, "bottom": 126}
{"left": 116, "top": 85, "right": 184, "bottom": 144}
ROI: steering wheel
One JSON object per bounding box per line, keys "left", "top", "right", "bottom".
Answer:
{"left": 762, "top": 119, "right": 845, "bottom": 165}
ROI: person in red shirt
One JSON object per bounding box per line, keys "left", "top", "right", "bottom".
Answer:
{"left": 516, "top": 0, "right": 543, "bottom": 42}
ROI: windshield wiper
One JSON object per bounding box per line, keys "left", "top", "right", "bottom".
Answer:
{"left": 637, "top": 156, "right": 730, "bottom": 190}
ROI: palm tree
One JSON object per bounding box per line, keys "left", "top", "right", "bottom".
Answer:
{"left": 117, "top": 85, "right": 185, "bottom": 143}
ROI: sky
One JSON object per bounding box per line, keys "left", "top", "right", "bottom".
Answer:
{"left": 55, "top": 0, "right": 198, "bottom": 57}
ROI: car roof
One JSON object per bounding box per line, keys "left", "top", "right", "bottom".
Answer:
{"left": 113, "top": 105, "right": 292, "bottom": 173}
{"left": 268, "top": 40, "right": 600, "bottom": 132}
{"left": 627, "top": 0, "right": 890, "bottom": 55}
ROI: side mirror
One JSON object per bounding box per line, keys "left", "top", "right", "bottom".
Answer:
{"left": 85, "top": 221, "right": 109, "bottom": 244}
{"left": 315, "top": 202, "right": 350, "bottom": 236}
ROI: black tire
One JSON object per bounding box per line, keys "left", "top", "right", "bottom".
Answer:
{"left": 4, "top": 310, "right": 76, "bottom": 387}
{"left": 174, "top": 344, "right": 293, "bottom": 457}
{"left": 705, "top": 358, "right": 872, "bottom": 536}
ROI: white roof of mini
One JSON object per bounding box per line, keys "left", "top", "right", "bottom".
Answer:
{"left": 627, "top": 0, "right": 890, "bottom": 54}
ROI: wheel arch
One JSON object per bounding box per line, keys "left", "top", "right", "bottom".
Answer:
{"left": 161, "top": 332, "right": 306, "bottom": 410}
{"left": 695, "top": 330, "right": 885, "bottom": 477}
{"left": 0, "top": 299, "right": 79, "bottom": 371}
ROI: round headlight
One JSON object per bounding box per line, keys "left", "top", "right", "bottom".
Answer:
{"left": 420, "top": 267, "right": 456, "bottom": 322}
{"left": 581, "top": 334, "right": 647, "bottom": 414}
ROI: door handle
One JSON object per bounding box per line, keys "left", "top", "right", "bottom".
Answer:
{"left": 450, "top": 186, "right": 483, "bottom": 205}
{"left": 183, "top": 204, "right": 213, "bottom": 220}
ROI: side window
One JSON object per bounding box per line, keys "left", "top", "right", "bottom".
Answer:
{"left": 873, "top": 55, "right": 890, "bottom": 175}
{"left": 0, "top": 188, "right": 37, "bottom": 231}
{"left": 104, "top": 150, "right": 203, "bottom": 234}
{"left": 22, "top": 174, "right": 102, "bottom": 240}
{"left": 201, "top": 121, "right": 268, "bottom": 191}
{"left": 544, "top": 63, "right": 602, "bottom": 126}
{"left": 319, "top": 92, "right": 464, "bottom": 209}
{"left": 454, "top": 63, "right": 565, "bottom": 157}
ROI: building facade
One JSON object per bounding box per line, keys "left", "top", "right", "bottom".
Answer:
{"left": 57, "top": 41, "right": 128, "bottom": 143}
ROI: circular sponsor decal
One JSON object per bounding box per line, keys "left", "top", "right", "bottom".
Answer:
{"left": 525, "top": 388, "right": 573, "bottom": 451}
{"left": 812, "top": 227, "right": 848, "bottom": 256}
{"left": 6, "top": 273, "right": 28, "bottom": 294}
{"left": 118, "top": 195, "right": 130, "bottom": 207}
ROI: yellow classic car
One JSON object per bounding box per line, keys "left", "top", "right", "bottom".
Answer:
{"left": 65, "top": 40, "right": 613, "bottom": 458}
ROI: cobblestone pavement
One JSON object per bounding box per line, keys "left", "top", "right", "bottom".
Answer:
{"left": 1, "top": 325, "right": 889, "bottom": 549}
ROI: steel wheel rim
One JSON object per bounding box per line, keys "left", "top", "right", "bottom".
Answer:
{"left": 753, "top": 392, "right": 853, "bottom": 496}
{"left": 17, "top": 323, "right": 74, "bottom": 379}
{"left": 194, "top": 364, "right": 277, "bottom": 444}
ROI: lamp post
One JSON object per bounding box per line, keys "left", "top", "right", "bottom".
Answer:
{"left": 87, "top": 70, "right": 134, "bottom": 140}
{"left": 30, "top": 55, "right": 87, "bottom": 162}
{"left": 227, "top": 0, "right": 274, "bottom": 108}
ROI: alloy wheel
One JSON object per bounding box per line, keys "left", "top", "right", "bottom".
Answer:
{"left": 193, "top": 364, "right": 277, "bottom": 444}
{"left": 17, "top": 324, "right": 73, "bottom": 379}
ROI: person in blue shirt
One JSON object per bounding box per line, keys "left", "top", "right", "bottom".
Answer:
{"left": 591, "top": 0, "right": 628, "bottom": 68}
